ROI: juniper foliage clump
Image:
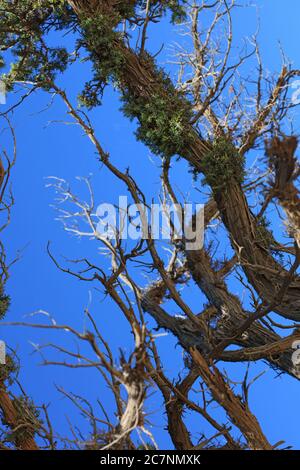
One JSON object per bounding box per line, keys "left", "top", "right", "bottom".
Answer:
{"left": 120, "top": 52, "right": 194, "bottom": 157}
{"left": 201, "top": 137, "right": 245, "bottom": 192}
{"left": 77, "top": 1, "right": 188, "bottom": 108}
{"left": 122, "top": 89, "right": 194, "bottom": 157}
{"left": 256, "top": 216, "right": 277, "bottom": 250}
{"left": 77, "top": 12, "right": 125, "bottom": 108}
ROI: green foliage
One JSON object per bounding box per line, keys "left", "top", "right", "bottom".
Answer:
{"left": 122, "top": 90, "right": 193, "bottom": 157}
{"left": 3, "top": 46, "right": 69, "bottom": 91}
{"left": 114, "top": 0, "right": 137, "bottom": 19}
{"left": 78, "top": 5, "right": 193, "bottom": 154}
{"left": 78, "top": 80, "right": 103, "bottom": 109}
{"left": 256, "top": 216, "right": 276, "bottom": 249}
{"left": 76, "top": 1, "right": 188, "bottom": 108}
{"left": 0, "top": 0, "right": 188, "bottom": 106}
{"left": 136, "top": 1, "right": 187, "bottom": 24}
{"left": 164, "top": 0, "right": 188, "bottom": 23}
{"left": 201, "top": 137, "right": 245, "bottom": 192}
{"left": 122, "top": 56, "right": 193, "bottom": 157}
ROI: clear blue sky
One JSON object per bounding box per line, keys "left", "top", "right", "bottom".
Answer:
{"left": 1, "top": 0, "right": 300, "bottom": 449}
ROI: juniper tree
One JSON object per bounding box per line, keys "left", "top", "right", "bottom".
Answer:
{"left": 0, "top": 0, "right": 299, "bottom": 451}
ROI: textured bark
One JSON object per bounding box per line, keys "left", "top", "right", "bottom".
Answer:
{"left": 220, "top": 332, "right": 300, "bottom": 362}
{"left": 165, "top": 396, "right": 194, "bottom": 450}
{"left": 66, "top": 0, "right": 300, "bottom": 321}
{"left": 214, "top": 182, "right": 300, "bottom": 321}
{"left": 190, "top": 349, "right": 272, "bottom": 450}
{"left": 141, "top": 254, "right": 299, "bottom": 379}
{"left": 1, "top": 1, "right": 292, "bottom": 450}
{"left": 266, "top": 136, "right": 300, "bottom": 249}
{"left": 140, "top": 200, "right": 299, "bottom": 378}
{"left": 185, "top": 235, "right": 299, "bottom": 378}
